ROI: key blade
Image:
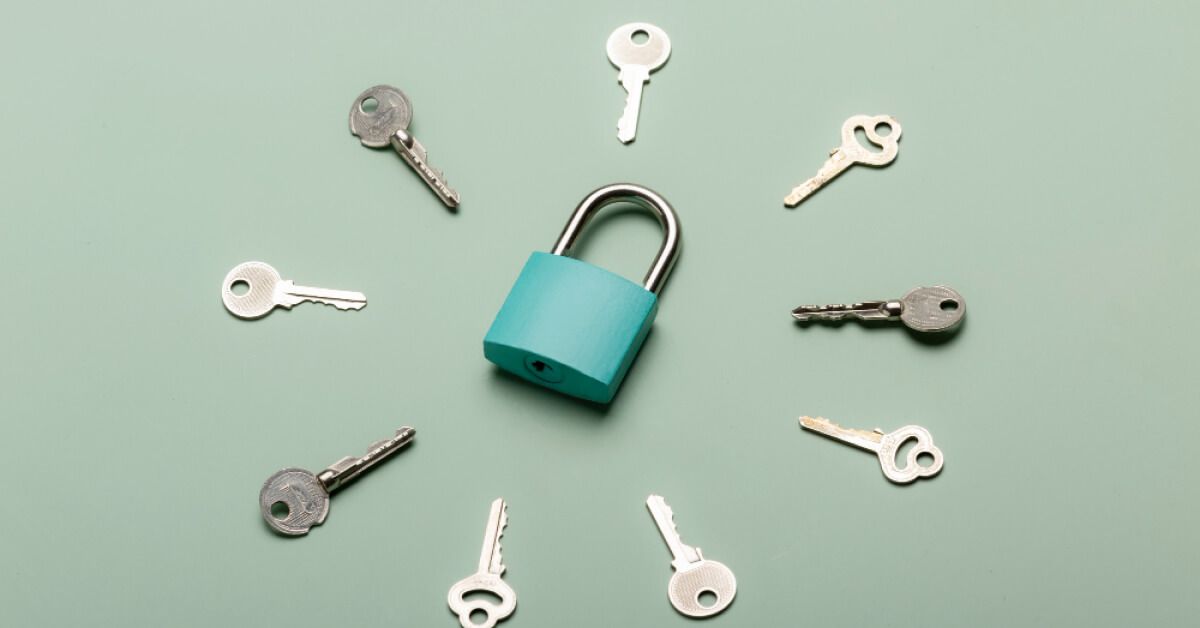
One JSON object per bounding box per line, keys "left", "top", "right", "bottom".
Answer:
{"left": 391, "top": 130, "right": 461, "bottom": 208}
{"left": 784, "top": 149, "right": 854, "bottom": 207}
{"left": 791, "top": 301, "right": 892, "bottom": 322}
{"left": 646, "top": 495, "right": 701, "bottom": 567}
{"left": 318, "top": 427, "right": 415, "bottom": 492}
{"left": 616, "top": 66, "right": 649, "bottom": 143}
{"left": 278, "top": 280, "right": 367, "bottom": 310}
{"left": 798, "top": 416, "right": 883, "bottom": 452}
{"left": 478, "top": 498, "right": 508, "bottom": 576}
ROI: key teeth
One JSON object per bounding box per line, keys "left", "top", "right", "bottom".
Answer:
{"left": 650, "top": 496, "right": 681, "bottom": 538}
{"left": 493, "top": 503, "right": 508, "bottom": 574}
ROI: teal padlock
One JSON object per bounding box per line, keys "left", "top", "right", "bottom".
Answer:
{"left": 484, "top": 183, "right": 682, "bottom": 403}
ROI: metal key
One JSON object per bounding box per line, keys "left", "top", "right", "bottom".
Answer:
{"left": 349, "top": 85, "right": 460, "bottom": 209}
{"left": 259, "top": 427, "right": 415, "bottom": 536}
{"left": 784, "top": 114, "right": 902, "bottom": 207}
{"left": 792, "top": 285, "right": 965, "bottom": 333}
{"left": 646, "top": 495, "right": 737, "bottom": 618}
{"left": 607, "top": 23, "right": 671, "bottom": 143}
{"left": 221, "top": 261, "right": 366, "bottom": 319}
{"left": 448, "top": 498, "right": 516, "bottom": 628}
{"left": 799, "top": 416, "right": 943, "bottom": 484}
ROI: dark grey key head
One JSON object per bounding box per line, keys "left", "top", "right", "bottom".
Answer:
{"left": 349, "top": 85, "right": 413, "bottom": 148}
{"left": 900, "top": 286, "right": 966, "bottom": 333}
{"left": 259, "top": 468, "right": 330, "bottom": 536}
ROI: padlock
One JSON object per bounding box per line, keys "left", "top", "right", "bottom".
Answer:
{"left": 483, "top": 183, "right": 682, "bottom": 403}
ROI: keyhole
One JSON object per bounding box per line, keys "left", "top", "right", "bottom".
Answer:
{"left": 231, "top": 280, "right": 250, "bottom": 296}
{"left": 523, "top": 355, "right": 564, "bottom": 383}
{"left": 697, "top": 589, "right": 718, "bottom": 608}
{"left": 270, "top": 501, "right": 289, "bottom": 519}
{"left": 631, "top": 29, "right": 649, "bottom": 44}
{"left": 940, "top": 299, "right": 959, "bottom": 311}
{"left": 360, "top": 97, "right": 379, "bottom": 113}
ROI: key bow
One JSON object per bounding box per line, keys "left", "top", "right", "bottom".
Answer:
{"left": 877, "top": 425, "right": 943, "bottom": 483}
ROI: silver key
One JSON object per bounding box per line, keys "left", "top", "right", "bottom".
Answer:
{"left": 448, "top": 498, "right": 516, "bottom": 628}
{"left": 221, "top": 261, "right": 366, "bottom": 319}
{"left": 349, "top": 85, "right": 460, "bottom": 209}
{"left": 792, "top": 285, "right": 965, "bottom": 333}
{"left": 607, "top": 23, "right": 671, "bottom": 143}
{"left": 784, "top": 114, "right": 902, "bottom": 207}
{"left": 799, "top": 416, "right": 943, "bottom": 484}
{"left": 646, "top": 495, "right": 736, "bottom": 618}
{"left": 259, "top": 427, "right": 415, "bottom": 535}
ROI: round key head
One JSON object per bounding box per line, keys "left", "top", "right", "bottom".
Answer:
{"left": 900, "top": 285, "right": 966, "bottom": 333}
{"left": 349, "top": 85, "right": 413, "bottom": 148}
{"left": 668, "top": 560, "right": 737, "bottom": 618}
{"left": 607, "top": 22, "right": 671, "bottom": 70}
{"left": 222, "top": 261, "right": 282, "bottom": 319}
{"left": 447, "top": 573, "right": 516, "bottom": 628}
{"left": 839, "top": 114, "right": 902, "bottom": 166}
{"left": 259, "top": 468, "right": 331, "bottom": 536}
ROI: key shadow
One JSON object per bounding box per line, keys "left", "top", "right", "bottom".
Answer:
{"left": 791, "top": 316, "right": 966, "bottom": 347}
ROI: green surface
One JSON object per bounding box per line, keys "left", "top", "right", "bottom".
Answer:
{"left": 1, "top": 1, "right": 1197, "bottom": 626}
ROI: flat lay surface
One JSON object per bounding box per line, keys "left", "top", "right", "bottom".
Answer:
{"left": 1, "top": 1, "right": 1197, "bottom": 626}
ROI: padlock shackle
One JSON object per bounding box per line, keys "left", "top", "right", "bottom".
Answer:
{"left": 550, "top": 183, "right": 681, "bottom": 294}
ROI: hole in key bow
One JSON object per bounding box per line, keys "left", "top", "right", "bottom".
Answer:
{"left": 463, "top": 590, "right": 504, "bottom": 606}
{"left": 854, "top": 127, "right": 886, "bottom": 154}
{"left": 697, "top": 589, "right": 718, "bottom": 608}
{"left": 231, "top": 280, "right": 250, "bottom": 296}
{"left": 360, "top": 97, "right": 379, "bottom": 113}
{"left": 940, "top": 299, "right": 959, "bottom": 311}
{"left": 917, "top": 452, "right": 937, "bottom": 468}
{"left": 631, "top": 29, "right": 649, "bottom": 44}
{"left": 894, "top": 437, "right": 919, "bottom": 470}
{"left": 270, "top": 501, "right": 289, "bottom": 519}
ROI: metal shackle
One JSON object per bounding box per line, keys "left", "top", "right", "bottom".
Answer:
{"left": 550, "top": 183, "right": 681, "bottom": 294}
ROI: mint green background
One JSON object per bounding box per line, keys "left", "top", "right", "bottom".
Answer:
{"left": 1, "top": 1, "right": 1197, "bottom": 626}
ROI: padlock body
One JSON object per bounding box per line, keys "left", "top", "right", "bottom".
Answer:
{"left": 484, "top": 252, "right": 658, "bottom": 403}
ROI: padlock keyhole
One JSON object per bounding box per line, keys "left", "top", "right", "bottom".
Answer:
{"left": 523, "top": 355, "right": 565, "bottom": 383}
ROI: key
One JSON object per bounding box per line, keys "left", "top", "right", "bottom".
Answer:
{"left": 221, "top": 261, "right": 366, "bottom": 319}
{"left": 448, "top": 499, "right": 517, "bottom": 628}
{"left": 646, "top": 495, "right": 737, "bottom": 618}
{"left": 799, "top": 416, "right": 943, "bottom": 484}
{"left": 784, "top": 114, "right": 902, "bottom": 207}
{"left": 607, "top": 23, "right": 671, "bottom": 143}
{"left": 259, "top": 427, "right": 415, "bottom": 535}
{"left": 792, "top": 285, "right": 965, "bottom": 333}
{"left": 349, "top": 85, "right": 460, "bottom": 209}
